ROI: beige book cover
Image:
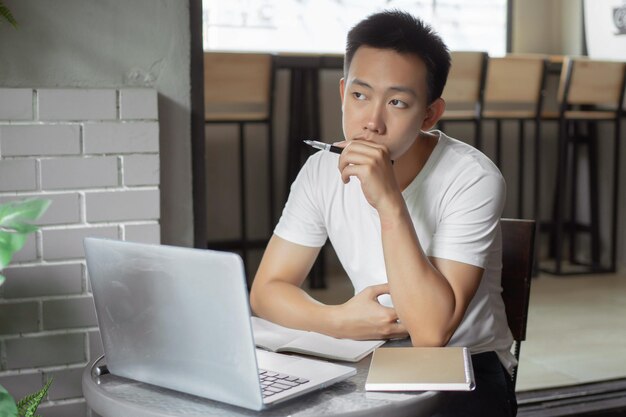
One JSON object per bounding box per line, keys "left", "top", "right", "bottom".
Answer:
{"left": 365, "top": 347, "right": 475, "bottom": 391}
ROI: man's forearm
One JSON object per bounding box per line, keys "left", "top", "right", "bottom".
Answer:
{"left": 250, "top": 281, "right": 343, "bottom": 337}
{"left": 378, "top": 200, "right": 458, "bottom": 346}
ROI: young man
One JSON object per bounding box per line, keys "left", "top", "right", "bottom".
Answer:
{"left": 250, "top": 10, "right": 516, "bottom": 416}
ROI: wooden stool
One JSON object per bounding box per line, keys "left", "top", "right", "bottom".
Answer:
{"left": 439, "top": 51, "right": 488, "bottom": 150}
{"left": 482, "top": 54, "right": 548, "bottom": 219}
{"left": 204, "top": 52, "right": 276, "bottom": 285}
{"left": 545, "top": 57, "right": 626, "bottom": 274}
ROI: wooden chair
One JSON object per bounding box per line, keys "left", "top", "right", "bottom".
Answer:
{"left": 482, "top": 55, "right": 548, "bottom": 220}
{"left": 204, "top": 52, "right": 276, "bottom": 281}
{"left": 547, "top": 57, "right": 626, "bottom": 274}
{"left": 500, "top": 218, "right": 536, "bottom": 388}
{"left": 439, "top": 51, "right": 488, "bottom": 150}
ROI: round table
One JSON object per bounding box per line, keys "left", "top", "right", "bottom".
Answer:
{"left": 83, "top": 346, "right": 441, "bottom": 417}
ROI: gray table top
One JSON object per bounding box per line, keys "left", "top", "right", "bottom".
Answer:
{"left": 83, "top": 341, "right": 441, "bottom": 417}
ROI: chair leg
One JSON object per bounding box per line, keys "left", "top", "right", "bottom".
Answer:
{"left": 238, "top": 122, "right": 249, "bottom": 286}
{"left": 532, "top": 119, "right": 542, "bottom": 276}
{"left": 610, "top": 117, "right": 621, "bottom": 272}
{"left": 267, "top": 120, "right": 276, "bottom": 229}
{"left": 588, "top": 122, "right": 601, "bottom": 269}
{"left": 552, "top": 119, "right": 569, "bottom": 274}
{"left": 569, "top": 122, "right": 580, "bottom": 265}
{"left": 518, "top": 120, "right": 525, "bottom": 218}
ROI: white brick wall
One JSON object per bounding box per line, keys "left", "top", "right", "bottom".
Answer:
{"left": 0, "top": 87, "right": 160, "bottom": 416}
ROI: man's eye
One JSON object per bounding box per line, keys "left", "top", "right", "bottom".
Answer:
{"left": 353, "top": 92, "right": 366, "bottom": 100}
{"left": 390, "top": 99, "right": 407, "bottom": 108}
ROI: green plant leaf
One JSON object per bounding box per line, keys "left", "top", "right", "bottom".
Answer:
{"left": 0, "top": 274, "right": 5, "bottom": 287}
{"left": 16, "top": 379, "right": 52, "bottom": 417}
{"left": 0, "top": 384, "right": 18, "bottom": 417}
{"left": 0, "top": 232, "right": 27, "bottom": 270}
{"left": 0, "top": 2, "right": 18, "bottom": 28}
{"left": 0, "top": 199, "right": 50, "bottom": 271}
{"left": 0, "top": 199, "right": 51, "bottom": 229}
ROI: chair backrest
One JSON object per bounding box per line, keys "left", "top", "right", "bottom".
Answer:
{"left": 500, "top": 218, "right": 536, "bottom": 343}
{"left": 441, "top": 51, "right": 488, "bottom": 105}
{"left": 484, "top": 55, "right": 548, "bottom": 106}
{"left": 203, "top": 52, "right": 273, "bottom": 121}
{"left": 557, "top": 57, "right": 626, "bottom": 108}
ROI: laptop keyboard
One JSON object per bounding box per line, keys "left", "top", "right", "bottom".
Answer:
{"left": 258, "top": 369, "right": 309, "bottom": 398}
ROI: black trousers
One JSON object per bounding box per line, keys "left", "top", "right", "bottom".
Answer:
{"left": 431, "top": 351, "right": 517, "bottom": 417}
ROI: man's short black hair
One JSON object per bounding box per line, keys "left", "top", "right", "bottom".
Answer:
{"left": 344, "top": 10, "right": 451, "bottom": 104}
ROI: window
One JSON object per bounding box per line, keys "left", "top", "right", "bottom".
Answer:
{"left": 202, "top": 0, "right": 508, "bottom": 56}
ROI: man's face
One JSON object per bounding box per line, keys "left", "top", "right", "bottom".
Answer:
{"left": 340, "top": 46, "right": 433, "bottom": 159}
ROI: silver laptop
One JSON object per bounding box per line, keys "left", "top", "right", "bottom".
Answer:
{"left": 84, "top": 238, "right": 356, "bottom": 411}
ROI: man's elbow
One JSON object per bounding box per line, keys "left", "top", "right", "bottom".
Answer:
{"left": 408, "top": 327, "right": 453, "bottom": 348}
{"left": 249, "top": 282, "right": 264, "bottom": 315}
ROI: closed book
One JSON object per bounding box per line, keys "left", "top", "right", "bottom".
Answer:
{"left": 365, "top": 347, "right": 475, "bottom": 391}
{"left": 252, "top": 317, "right": 384, "bottom": 362}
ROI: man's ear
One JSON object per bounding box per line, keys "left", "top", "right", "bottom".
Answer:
{"left": 421, "top": 98, "right": 446, "bottom": 131}
{"left": 339, "top": 78, "right": 346, "bottom": 107}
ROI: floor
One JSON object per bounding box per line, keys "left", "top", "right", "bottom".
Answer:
{"left": 303, "top": 261, "right": 626, "bottom": 393}
{"left": 515, "top": 271, "right": 626, "bottom": 392}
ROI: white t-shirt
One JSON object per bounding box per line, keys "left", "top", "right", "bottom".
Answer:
{"left": 274, "top": 131, "right": 516, "bottom": 372}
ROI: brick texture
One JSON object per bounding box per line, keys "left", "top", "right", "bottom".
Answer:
{"left": 124, "top": 223, "right": 161, "bottom": 244}
{"left": 39, "top": 401, "right": 87, "bottom": 417}
{"left": 41, "top": 156, "right": 118, "bottom": 190}
{"left": 0, "top": 373, "right": 43, "bottom": 401}
{"left": 43, "top": 296, "right": 98, "bottom": 330}
{"left": 42, "top": 226, "right": 119, "bottom": 260}
{"left": 0, "top": 159, "right": 37, "bottom": 192}
{"left": 83, "top": 122, "right": 158, "bottom": 154}
{"left": 0, "top": 302, "right": 39, "bottom": 335}
{"left": 38, "top": 89, "right": 116, "bottom": 121}
{"left": 0, "top": 125, "right": 80, "bottom": 157}
{"left": 5, "top": 334, "right": 86, "bottom": 369}
{"left": 122, "top": 154, "right": 159, "bottom": 186}
{"left": 0, "top": 193, "right": 81, "bottom": 226}
{"left": 0, "top": 88, "right": 33, "bottom": 120}
{"left": 120, "top": 89, "right": 158, "bottom": 120}
{"left": 1, "top": 264, "right": 83, "bottom": 299}
{"left": 85, "top": 190, "right": 159, "bottom": 222}
{"left": 45, "top": 367, "right": 84, "bottom": 400}
{"left": 0, "top": 87, "right": 159, "bottom": 413}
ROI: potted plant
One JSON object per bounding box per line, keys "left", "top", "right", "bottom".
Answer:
{"left": 0, "top": 380, "right": 52, "bottom": 417}
{"left": 0, "top": 199, "right": 52, "bottom": 417}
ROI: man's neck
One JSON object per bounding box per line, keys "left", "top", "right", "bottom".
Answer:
{"left": 393, "top": 131, "right": 439, "bottom": 191}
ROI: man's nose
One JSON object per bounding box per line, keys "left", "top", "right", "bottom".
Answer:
{"left": 363, "top": 103, "right": 386, "bottom": 135}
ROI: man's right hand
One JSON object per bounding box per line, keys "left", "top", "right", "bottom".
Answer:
{"left": 334, "top": 283, "right": 409, "bottom": 340}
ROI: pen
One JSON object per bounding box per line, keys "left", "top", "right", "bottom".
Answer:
{"left": 303, "top": 140, "right": 343, "bottom": 154}
{"left": 303, "top": 139, "right": 394, "bottom": 164}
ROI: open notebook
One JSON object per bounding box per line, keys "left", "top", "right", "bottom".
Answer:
{"left": 252, "top": 317, "right": 384, "bottom": 362}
